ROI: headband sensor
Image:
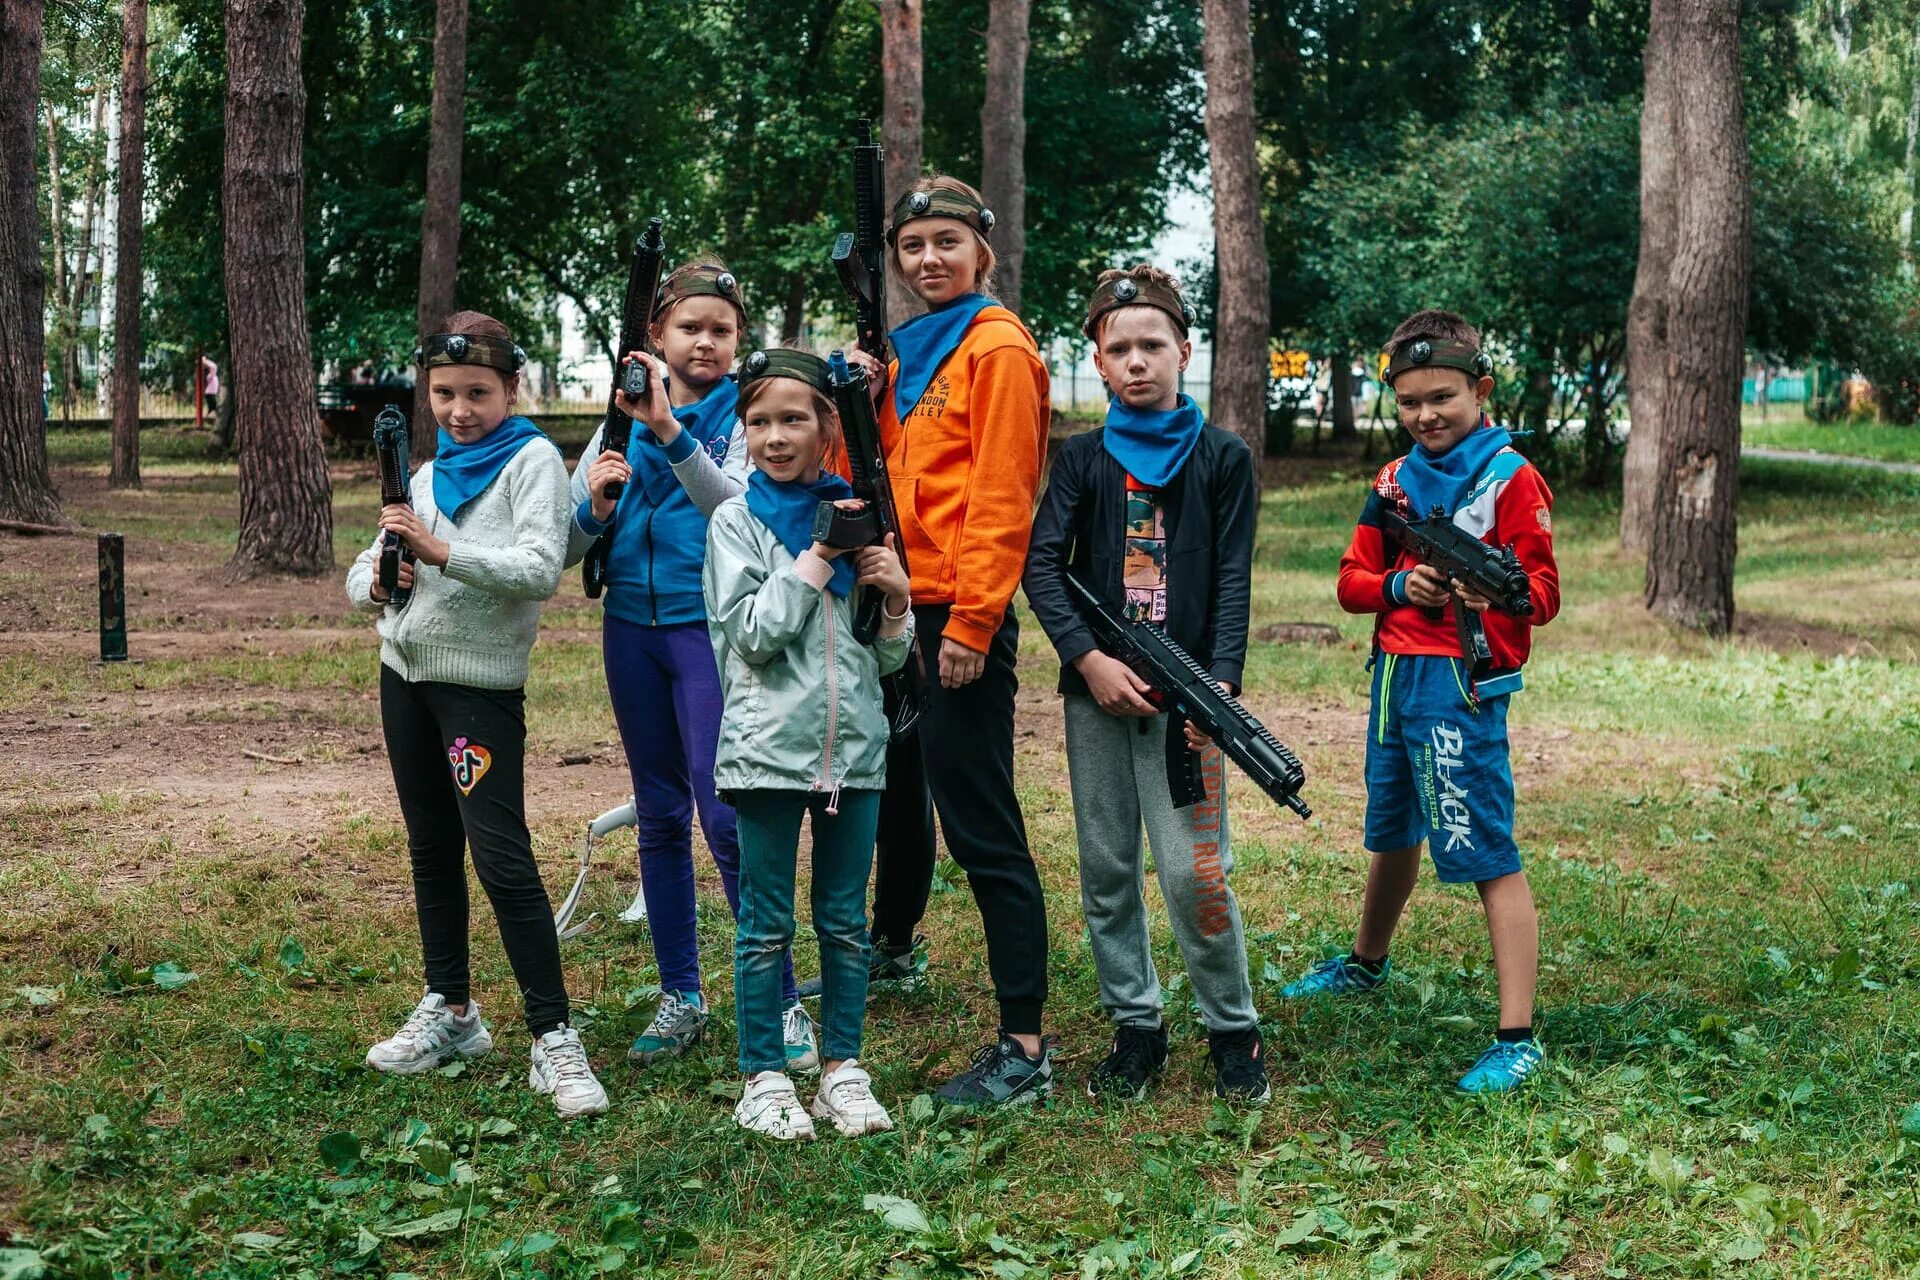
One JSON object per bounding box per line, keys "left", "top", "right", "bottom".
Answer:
{"left": 1384, "top": 337, "right": 1492, "bottom": 385}
{"left": 654, "top": 266, "right": 747, "bottom": 323}
{"left": 739, "top": 348, "right": 832, "bottom": 395}
{"left": 1083, "top": 274, "right": 1193, "bottom": 341}
{"left": 416, "top": 332, "right": 526, "bottom": 374}
{"left": 886, "top": 188, "right": 996, "bottom": 244}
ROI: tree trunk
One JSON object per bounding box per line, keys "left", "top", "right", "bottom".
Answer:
{"left": 224, "top": 0, "right": 332, "bottom": 578}
{"left": 1201, "top": 0, "right": 1269, "bottom": 465}
{"left": 1620, "top": 0, "right": 1677, "bottom": 551}
{"left": 880, "top": 0, "right": 924, "bottom": 330}
{"left": 62, "top": 82, "right": 108, "bottom": 420}
{"left": 111, "top": 0, "right": 149, "bottom": 489}
{"left": 0, "top": 0, "right": 60, "bottom": 526}
{"left": 1902, "top": 26, "right": 1919, "bottom": 260}
{"left": 1644, "top": 0, "right": 1748, "bottom": 635}
{"left": 979, "top": 0, "right": 1029, "bottom": 314}
{"left": 412, "top": 0, "right": 467, "bottom": 462}
{"left": 43, "top": 103, "right": 65, "bottom": 414}
{"left": 1328, "top": 356, "right": 1356, "bottom": 441}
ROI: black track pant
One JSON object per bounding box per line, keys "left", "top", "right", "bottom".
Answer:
{"left": 872, "top": 605, "right": 1047, "bottom": 1034}
{"left": 381, "top": 666, "right": 569, "bottom": 1036}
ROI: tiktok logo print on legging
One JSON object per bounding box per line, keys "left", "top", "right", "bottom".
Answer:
{"left": 448, "top": 736, "right": 493, "bottom": 796}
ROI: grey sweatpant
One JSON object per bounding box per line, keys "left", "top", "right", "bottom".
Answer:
{"left": 1063, "top": 695, "right": 1258, "bottom": 1034}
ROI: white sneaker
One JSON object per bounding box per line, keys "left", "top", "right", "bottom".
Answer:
{"left": 809, "top": 1059, "right": 893, "bottom": 1137}
{"left": 734, "top": 1072, "right": 816, "bottom": 1141}
{"left": 365, "top": 993, "right": 493, "bottom": 1074}
{"left": 783, "top": 1002, "right": 820, "bottom": 1074}
{"left": 528, "top": 1026, "right": 609, "bottom": 1118}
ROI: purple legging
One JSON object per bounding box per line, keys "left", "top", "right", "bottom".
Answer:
{"left": 604, "top": 617, "right": 798, "bottom": 1004}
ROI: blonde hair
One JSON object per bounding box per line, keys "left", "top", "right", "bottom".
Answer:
{"left": 892, "top": 174, "right": 998, "bottom": 295}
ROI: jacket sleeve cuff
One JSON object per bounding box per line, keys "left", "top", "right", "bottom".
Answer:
{"left": 791, "top": 550, "right": 834, "bottom": 591}
{"left": 1055, "top": 631, "right": 1099, "bottom": 669}
{"left": 1210, "top": 660, "right": 1244, "bottom": 694}
{"left": 661, "top": 429, "right": 700, "bottom": 464}
{"left": 941, "top": 611, "right": 997, "bottom": 654}
{"left": 575, "top": 499, "right": 609, "bottom": 537}
{"left": 1384, "top": 571, "right": 1410, "bottom": 608}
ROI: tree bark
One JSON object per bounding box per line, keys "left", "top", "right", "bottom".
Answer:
{"left": 979, "top": 0, "right": 1029, "bottom": 314}
{"left": 111, "top": 0, "right": 149, "bottom": 489}
{"left": 69, "top": 81, "right": 108, "bottom": 417}
{"left": 880, "top": 0, "right": 924, "bottom": 330}
{"left": 412, "top": 0, "right": 467, "bottom": 461}
{"left": 1644, "top": 0, "right": 1748, "bottom": 635}
{"left": 1328, "top": 355, "right": 1356, "bottom": 442}
{"left": 1620, "top": 0, "right": 1677, "bottom": 552}
{"left": 0, "top": 0, "right": 61, "bottom": 526}
{"left": 1201, "top": 0, "right": 1270, "bottom": 465}
{"left": 224, "top": 0, "right": 332, "bottom": 578}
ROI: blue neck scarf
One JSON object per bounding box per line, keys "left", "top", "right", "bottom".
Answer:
{"left": 746, "top": 469, "right": 858, "bottom": 597}
{"left": 1396, "top": 417, "right": 1513, "bottom": 518}
{"left": 433, "top": 415, "right": 547, "bottom": 520}
{"left": 889, "top": 292, "right": 995, "bottom": 419}
{"left": 1102, "top": 393, "right": 1205, "bottom": 489}
{"left": 633, "top": 376, "right": 739, "bottom": 508}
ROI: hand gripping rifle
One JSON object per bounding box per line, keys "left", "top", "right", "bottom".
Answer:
{"left": 583, "top": 216, "right": 667, "bottom": 599}
{"left": 825, "top": 350, "right": 927, "bottom": 739}
{"left": 1067, "top": 573, "right": 1311, "bottom": 819}
{"left": 1379, "top": 505, "right": 1533, "bottom": 683}
{"left": 831, "top": 117, "right": 888, "bottom": 362}
{"left": 372, "top": 406, "right": 415, "bottom": 609}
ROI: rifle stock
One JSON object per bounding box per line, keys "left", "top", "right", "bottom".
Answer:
{"left": 584, "top": 217, "right": 667, "bottom": 599}
{"left": 1066, "top": 573, "right": 1310, "bottom": 819}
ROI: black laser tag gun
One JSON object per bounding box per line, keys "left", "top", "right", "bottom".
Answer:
{"left": 372, "top": 405, "right": 416, "bottom": 609}
{"left": 826, "top": 349, "right": 926, "bottom": 738}
{"left": 1066, "top": 573, "right": 1311, "bottom": 818}
{"left": 583, "top": 216, "right": 667, "bottom": 599}
{"left": 831, "top": 117, "right": 889, "bottom": 361}
{"left": 1379, "top": 504, "right": 1534, "bottom": 683}
{"left": 812, "top": 501, "right": 881, "bottom": 550}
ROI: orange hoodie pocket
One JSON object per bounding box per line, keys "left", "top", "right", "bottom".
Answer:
{"left": 899, "top": 475, "right": 950, "bottom": 598}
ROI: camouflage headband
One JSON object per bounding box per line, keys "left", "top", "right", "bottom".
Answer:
{"left": 1083, "top": 274, "right": 1192, "bottom": 341}
{"left": 738, "top": 348, "right": 831, "bottom": 395}
{"left": 1384, "top": 337, "right": 1492, "bottom": 385}
{"left": 886, "top": 188, "right": 996, "bottom": 244}
{"left": 416, "top": 332, "right": 526, "bottom": 373}
{"left": 654, "top": 265, "right": 747, "bottom": 323}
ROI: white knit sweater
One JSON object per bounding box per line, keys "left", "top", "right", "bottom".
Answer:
{"left": 345, "top": 439, "right": 572, "bottom": 689}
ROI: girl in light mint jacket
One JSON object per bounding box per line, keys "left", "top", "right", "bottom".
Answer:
{"left": 702, "top": 348, "right": 913, "bottom": 1143}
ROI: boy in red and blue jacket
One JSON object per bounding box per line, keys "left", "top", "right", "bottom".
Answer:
{"left": 1280, "top": 310, "right": 1560, "bottom": 1093}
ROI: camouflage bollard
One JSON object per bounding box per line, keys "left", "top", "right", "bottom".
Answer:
{"left": 98, "top": 532, "right": 127, "bottom": 662}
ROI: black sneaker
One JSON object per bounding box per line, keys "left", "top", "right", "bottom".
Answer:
{"left": 797, "top": 934, "right": 929, "bottom": 1000}
{"left": 935, "top": 1033, "right": 1053, "bottom": 1107}
{"left": 1087, "top": 1023, "right": 1169, "bottom": 1101}
{"left": 1208, "top": 1026, "right": 1271, "bottom": 1104}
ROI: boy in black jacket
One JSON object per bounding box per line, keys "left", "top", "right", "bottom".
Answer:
{"left": 1023, "top": 266, "right": 1266, "bottom": 1103}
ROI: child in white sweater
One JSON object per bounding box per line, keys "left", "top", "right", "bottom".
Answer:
{"left": 346, "top": 310, "right": 607, "bottom": 1119}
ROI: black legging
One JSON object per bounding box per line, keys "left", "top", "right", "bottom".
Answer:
{"left": 871, "top": 605, "right": 1047, "bottom": 1035}
{"left": 380, "top": 667, "right": 569, "bottom": 1036}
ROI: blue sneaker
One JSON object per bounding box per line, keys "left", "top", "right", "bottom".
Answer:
{"left": 1457, "top": 1038, "right": 1544, "bottom": 1093}
{"left": 1279, "top": 955, "right": 1390, "bottom": 999}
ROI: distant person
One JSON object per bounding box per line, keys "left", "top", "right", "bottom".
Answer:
{"left": 1280, "top": 309, "right": 1561, "bottom": 1094}
{"left": 42, "top": 361, "right": 50, "bottom": 421}
{"left": 200, "top": 355, "right": 221, "bottom": 416}
{"left": 347, "top": 309, "right": 608, "bottom": 1119}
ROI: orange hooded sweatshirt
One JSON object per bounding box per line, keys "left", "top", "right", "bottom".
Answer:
{"left": 881, "top": 306, "right": 1050, "bottom": 653}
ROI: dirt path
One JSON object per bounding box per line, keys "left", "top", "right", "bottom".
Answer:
{"left": 1742, "top": 445, "right": 1920, "bottom": 474}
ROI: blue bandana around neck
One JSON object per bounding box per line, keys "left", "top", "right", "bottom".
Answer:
{"left": 1102, "top": 393, "right": 1205, "bottom": 489}
{"left": 889, "top": 292, "right": 995, "bottom": 419}
{"left": 1395, "top": 417, "right": 1513, "bottom": 519}
{"left": 432, "top": 415, "right": 547, "bottom": 520}
{"left": 632, "top": 376, "right": 739, "bottom": 508}
{"left": 746, "top": 469, "right": 858, "bottom": 597}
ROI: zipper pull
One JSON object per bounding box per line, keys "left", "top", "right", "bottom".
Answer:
{"left": 825, "top": 781, "right": 842, "bottom": 817}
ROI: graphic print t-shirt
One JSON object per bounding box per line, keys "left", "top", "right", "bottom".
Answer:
{"left": 1122, "top": 473, "right": 1168, "bottom": 624}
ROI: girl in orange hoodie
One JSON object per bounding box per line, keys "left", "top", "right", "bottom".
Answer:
{"left": 868, "top": 175, "right": 1055, "bottom": 1106}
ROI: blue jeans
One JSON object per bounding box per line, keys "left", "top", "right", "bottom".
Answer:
{"left": 732, "top": 789, "right": 880, "bottom": 1075}
{"left": 603, "top": 617, "right": 797, "bottom": 1004}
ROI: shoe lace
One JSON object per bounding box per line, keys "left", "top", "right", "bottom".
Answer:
{"left": 544, "top": 1033, "right": 594, "bottom": 1086}
{"left": 1103, "top": 1028, "right": 1158, "bottom": 1079}
{"left": 646, "top": 992, "right": 691, "bottom": 1037}
{"left": 783, "top": 1003, "right": 811, "bottom": 1041}
{"left": 954, "top": 1039, "right": 1007, "bottom": 1084}
{"left": 1210, "top": 1029, "right": 1261, "bottom": 1082}
{"left": 828, "top": 1068, "right": 874, "bottom": 1107}
{"left": 391, "top": 999, "right": 448, "bottom": 1048}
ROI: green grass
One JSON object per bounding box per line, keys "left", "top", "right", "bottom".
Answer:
{"left": 3, "top": 446, "right": 1918, "bottom": 1278}
{"left": 1739, "top": 409, "right": 1920, "bottom": 466}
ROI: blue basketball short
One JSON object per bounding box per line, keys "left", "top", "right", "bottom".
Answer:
{"left": 1362, "top": 652, "right": 1521, "bottom": 883}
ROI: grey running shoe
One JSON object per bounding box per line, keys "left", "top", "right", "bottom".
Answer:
{"left": 935, "top": 1033, "right": 1053, "bottom": 1107}
{"left": 627, "top": 989, "right": 708, "bottom": 1065}
{"left": 365, "top": 993, "right": 493, "bottom": 1074}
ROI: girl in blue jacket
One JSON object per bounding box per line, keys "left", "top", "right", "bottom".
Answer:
{"left": 568, "top": 262, "right": 809, "bottom": 1072}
